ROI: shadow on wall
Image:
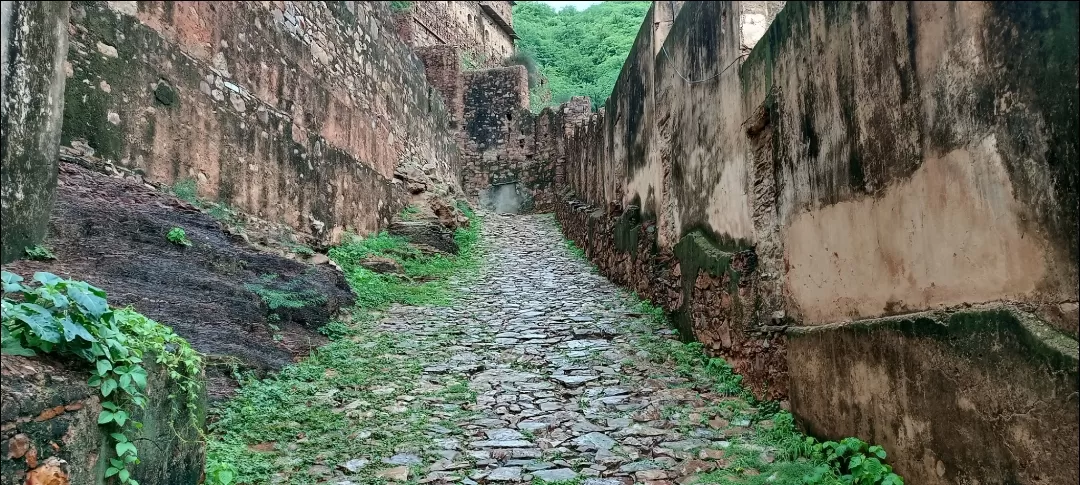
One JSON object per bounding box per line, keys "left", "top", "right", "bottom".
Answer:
{"left": 479, "top": 182, "right": 531, "bottom": 213}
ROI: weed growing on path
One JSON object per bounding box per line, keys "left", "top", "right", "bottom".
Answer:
{"left": 627, "top": 296, "right": 904, "bottom": 485}
{"left": 328, "top": 209, "right": 482, "bottom": 310}
{"left": 206, "top": 207, "right": 483, "bottom": 484}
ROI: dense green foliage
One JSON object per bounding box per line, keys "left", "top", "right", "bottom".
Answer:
{"left": 513, "top": 1, "right": 650, "bottom": 110}
{"left": 2, "top": 271, "right": 202, "bottom": 485}
{"left": 327, "top": 205, "right": 480, "bottom": 309}
{"left": 24, "top": 244, "right": 56, "bottom": 261}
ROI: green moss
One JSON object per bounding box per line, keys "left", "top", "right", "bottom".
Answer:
{"left": 326, "top": 1, "right": 357, "bottom": 25}
{"left": 667, "top": 230, "right": 755, "bottom": 341}
{"left": 613, "top": 206, "right": 641, "bottom": 255}
{"left": 61, "top": 72, "right": 126, "bottom": 161}
{"left": 789, "top": 305, "right": 1079, "bottom": 376}
{"left": 154, "top": 81, "right": 179, "bottom": 107}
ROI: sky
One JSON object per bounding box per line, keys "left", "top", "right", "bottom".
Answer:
{"left": 539, "top": 1, "right": 603, "bottom": 12}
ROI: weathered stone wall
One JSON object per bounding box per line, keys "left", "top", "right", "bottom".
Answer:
{"left": 393, "top": 1, "right": 515, "bottom": 69}
{"left": 0, "top": 1, "right": 70, "bottom": 264}
{"left": 62, "top": 1, "right": 462, "bottom": 245}
{"left": 546, "top": 1, "right": 1079, "bottom": 483}
{"left": 1, "top": 354, "right": 205, "bottom": 485}
{"left": 461, "top": 66, "right": 538, "bottom": 211}
{"left": 415, "top": 44, "right": 465, "bottom": 128}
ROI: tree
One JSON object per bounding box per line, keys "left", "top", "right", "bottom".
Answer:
{"left": 512, "top": 1, "right": 651, "bottom": 111}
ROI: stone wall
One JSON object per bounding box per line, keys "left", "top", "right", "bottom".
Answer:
{"left": 1, "top": 354, "right": 205, "bottom": 485}
{"left": 458, "top": 69, "right": 593, "bottom": 214}
{"left": 393, "top": 1, "right": 516, "bottom": 69}
{"left": 0, "top": 1, "right": 70, "bottom": 263}
{"left": 462, "top": 66, "right": 536, "bottom": 212}
{"left": 61, "top": 1, "right": 462, "bottom": 245}
{"left": 415, "top": 44, "right": 464, "bottom": 127}
{"left": 544, "top": 1, "right": 1079, "bottom": 483}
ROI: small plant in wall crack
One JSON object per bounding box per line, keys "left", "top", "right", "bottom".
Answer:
{"left": 1, "top": 271, "right": 202, "bottom": 484}
{"left": 167, "top": 227, "right": 192, "bottom": 247}
{"left": 24, "top": 245, "right": 57, "bottom": 261}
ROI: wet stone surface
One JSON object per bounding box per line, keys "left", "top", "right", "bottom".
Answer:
{"left": 350, "top": 214, "right": 771, "bottom": 484}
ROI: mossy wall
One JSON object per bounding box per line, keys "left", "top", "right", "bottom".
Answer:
{"left": 0, "top": 1, "right": 70, "bottom": 263}
{"left": 548, "top": 1, "right": 1079, "bottom": 482}
{"left": 788, "top": 307, "right": 1079, "bottom": 485}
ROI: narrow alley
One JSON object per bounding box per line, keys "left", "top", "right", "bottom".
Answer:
{"left": 3, "top": 2, "right": 1075, "bottom": 484}
{"left": 208, "top": 214, "right": 799, "bottom": 485}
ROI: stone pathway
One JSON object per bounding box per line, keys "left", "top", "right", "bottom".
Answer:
{"left": 361, "top": 214, "right": 774, "bottom": 485}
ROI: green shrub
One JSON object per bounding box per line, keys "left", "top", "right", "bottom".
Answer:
{"left": 399, "top": 204, "right": 421, "bottom": 220}
{"left": 167, "top": 227, "right": 192, "bottom": 247}
{"left": 1, "top": 271, "right": 202, "bottom": 484}
{"left": 170, "top": 178, "right": 198, "bottom": 204}
{"left": 327, "top": 207, "right": 481, "bottom": 311}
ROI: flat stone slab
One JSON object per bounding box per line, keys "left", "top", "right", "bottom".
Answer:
{"left": 532, "top": 468, "right": 579, "bottom": 482}
{"left": 551, "top": 375, "right": 600, "bottom": 387}
{"left": 486, "top": 428, "right": 526, "bottom": 441}
{"left": 487, "top": 467, "right": 523, "bottom": 481}
{"left": 470, "top": 440, "right": 534, "bottom": 448}
{"left": 573, "top": 432, "right": 617, "bottom": 451}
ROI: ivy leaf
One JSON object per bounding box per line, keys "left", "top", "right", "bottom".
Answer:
{"left": 32, "top": 272, "right": 63, "bottom": 287}
{"left": 119, "top": 373, "right": 132, "bottom": 389}
{"left": 2, "top": 270, "right": 25, "bottom": 291}
{"left": 110, "top": 432, "right": 128, "bottom": 442}
{"left": 1, "top": 338, "right": 37, "bottom": 356}
{"left": 105, "top": 466, "right": 121, "bottom": 478}
{"left": 96, "top": 359, "right": 113, "bottom": 376}
{"left": 119, "top": 469, "right": 131, "bottom": 482}
{"left": 110, "top": 458, "right": 125, "bottom": 468}
{"left": 217, "top": 470, "right": 235, "bottom": 484}
{"left": 101, "top": 377, "right": 118, "bottom": 397}
{"left": 61, "top": 316, "right": 95, "bottom": 342}
{"left": 130, "top": 367, "right": 148, "bottom": 388}
{"left": 116, "top": 440, "right": 137, "bottom": 457}
{"left": 101, "top": 400, "right": 120, "bottom": 412}
{"left": 113, "top": 410, "right": 129, "bottom": 427}
{"left": 67, "top": 284, "right": 109, "bottom": 318}
{"left": 98, "top": 410, "right": 115, "bottom": 424}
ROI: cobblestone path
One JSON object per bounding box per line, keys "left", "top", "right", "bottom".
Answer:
{"left": 361, "top": 214, "right": 776, "bottom": 485}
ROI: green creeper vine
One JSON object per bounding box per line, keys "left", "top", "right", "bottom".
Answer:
{"left": 1, "top": 271, "right": 203, "bottom": 484}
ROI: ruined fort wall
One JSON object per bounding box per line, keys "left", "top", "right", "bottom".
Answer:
{"left": 549, "top": 1, "right": 1079, "bottom": 483}
{"left": 394, "top": 1, "right": 515, "bottom": 69}
{"left": 62, "top": 1, "right": 462, "bottom": 244}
